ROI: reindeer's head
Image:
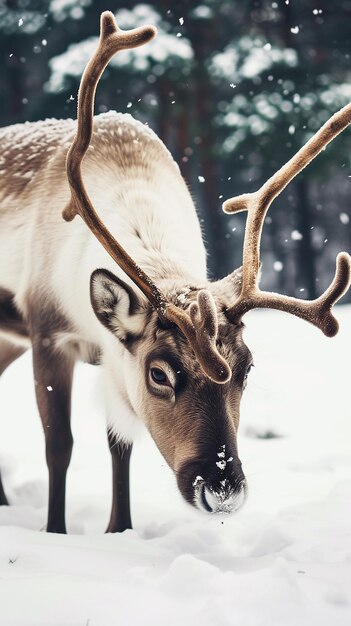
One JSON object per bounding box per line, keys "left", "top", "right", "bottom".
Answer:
{"left": 64, "top": 12, "right": 351, "bottom": 514}
{"left": 90, "top": 268, "right": 250, "bottom": 513}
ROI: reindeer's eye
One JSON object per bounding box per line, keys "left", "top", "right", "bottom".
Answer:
{"left": 243, "top": 363, "right": 254, "bottom": 389}
{"left": 246, "top": 363, "right": 254, "bottom": 376}
{"left": 150, "top": 367, "right": 169, "bottom": 386}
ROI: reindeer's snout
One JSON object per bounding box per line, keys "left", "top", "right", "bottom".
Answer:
{"left": 177, "top": 450, "right": 247, "bottom": 515}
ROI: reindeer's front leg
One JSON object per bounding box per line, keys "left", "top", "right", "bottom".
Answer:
{"left": 106, "top": 432, "right": 132, "bottom": 533}
{"left": 31, "top": 332, "right": 74, "bottom": 533}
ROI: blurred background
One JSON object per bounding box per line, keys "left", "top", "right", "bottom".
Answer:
{"left": 1, "top": 0, "right": 350, "bottom": 300}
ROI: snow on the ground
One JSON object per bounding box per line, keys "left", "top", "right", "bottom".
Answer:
{"left": 0, "top": 306, "right": 350, "bottom": 626}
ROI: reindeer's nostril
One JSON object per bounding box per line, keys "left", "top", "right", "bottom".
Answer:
{"left": 200, "top": 484, "right": 213, "bottom": 512}
{"left": 196, "top": 479, "right": 247, "bottom": 514}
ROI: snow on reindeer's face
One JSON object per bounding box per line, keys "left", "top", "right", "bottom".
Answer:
{"left": 90, "top": 269, "right": 252, "bottom": 514}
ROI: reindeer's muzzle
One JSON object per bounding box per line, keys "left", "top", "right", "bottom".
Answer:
{"left": 177, "top": 453, "right": 247, "bottom": 514}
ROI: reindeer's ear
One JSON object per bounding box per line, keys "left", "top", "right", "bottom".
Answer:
{"left": 90, "top": 269, "right": 148, "bottom": 342}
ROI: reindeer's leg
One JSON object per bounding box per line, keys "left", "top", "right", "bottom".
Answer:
{"left": 106, "top": 431, "right": 132, "bottom": 532}
{"left": 30, "top": 332, "right": 74, "bottom": 534}
{"left": 0, "top": 476, "right": 8, "bottom": 506}
{"left": 0, "top": 287, "right": 29, "bottom": 342}
{"left": 0, "top": 286, "right": 29, "bottom": 505}
{"left": 0, "top": 339, "right": 27, "bottom": 376}
{"left": 0, "top": 340, "right": 28, "bottom": 504}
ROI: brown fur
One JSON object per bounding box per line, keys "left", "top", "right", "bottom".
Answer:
{"left": 0, "top": 287, "right": 29, "bottom": 344}
{"left": 121, "top": 281, "right": 251, "bottom": 487}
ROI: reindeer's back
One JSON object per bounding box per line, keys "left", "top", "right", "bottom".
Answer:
{"left": 0, "top": 112, "right": 205, "bottom": 318}
{"left": 0, "top": 118, "right": 76, "bottom": 205}
{"left": 0, "top": 111, "right": 176, "bottom": 207}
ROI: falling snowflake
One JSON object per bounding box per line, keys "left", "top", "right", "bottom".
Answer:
{"left": 273, "top": 261, "right": 283, "bottom": 272}
{"left": 198, "top": 175, "right": 205, "bottom": 183}
{"left": 291, "top": 230, "right": 303, "bottom": 241}
{"left": 339, "top": 212, "right": 349, "bottom": 224}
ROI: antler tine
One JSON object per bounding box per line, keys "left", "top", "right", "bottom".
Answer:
{"left": 190, "top": 290, "right": 218, "bottom": 337}
{"left": 166, "top": 293, "right": 231, "bottom": 384}
{"left": 223, "top": 102, "right": 351, "bottom": 335}
{"left": 63, "top": 11, "right": 165, "bottom": 313}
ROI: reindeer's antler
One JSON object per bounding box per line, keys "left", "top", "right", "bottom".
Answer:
{"left": 63, "top": 11, "right": 230, "bottom": 384}
{"left": 166, "top": 291, "right": 230, "bottom": 383}
{"left": 223, "top": 103, "right": 351, "bottom": 336}
{"left": 63, "top": 12, "right": 163, "bottom": 310}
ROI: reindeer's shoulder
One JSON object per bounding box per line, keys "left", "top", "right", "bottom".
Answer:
{"left": 92, "top": 111, "right": 161, "bottom": 144}
{"left": 91, "top": 111, "right": 177, "bottom": 170}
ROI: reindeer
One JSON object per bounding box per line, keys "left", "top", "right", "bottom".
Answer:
{"left": 0, "top": 12, "right": 350, "bottom": 533}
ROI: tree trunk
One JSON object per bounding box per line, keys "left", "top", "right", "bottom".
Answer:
{"left": 189, "top": 19, "right": 230, "bottom": 279}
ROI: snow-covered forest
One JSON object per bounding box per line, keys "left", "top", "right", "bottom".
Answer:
{"left": 1, "top": 0, "right": 350, "bottom": 295}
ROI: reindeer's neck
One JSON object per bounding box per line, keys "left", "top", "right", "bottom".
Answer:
{"left": 82, "top": 115, "right": 208, "bottom": 285}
